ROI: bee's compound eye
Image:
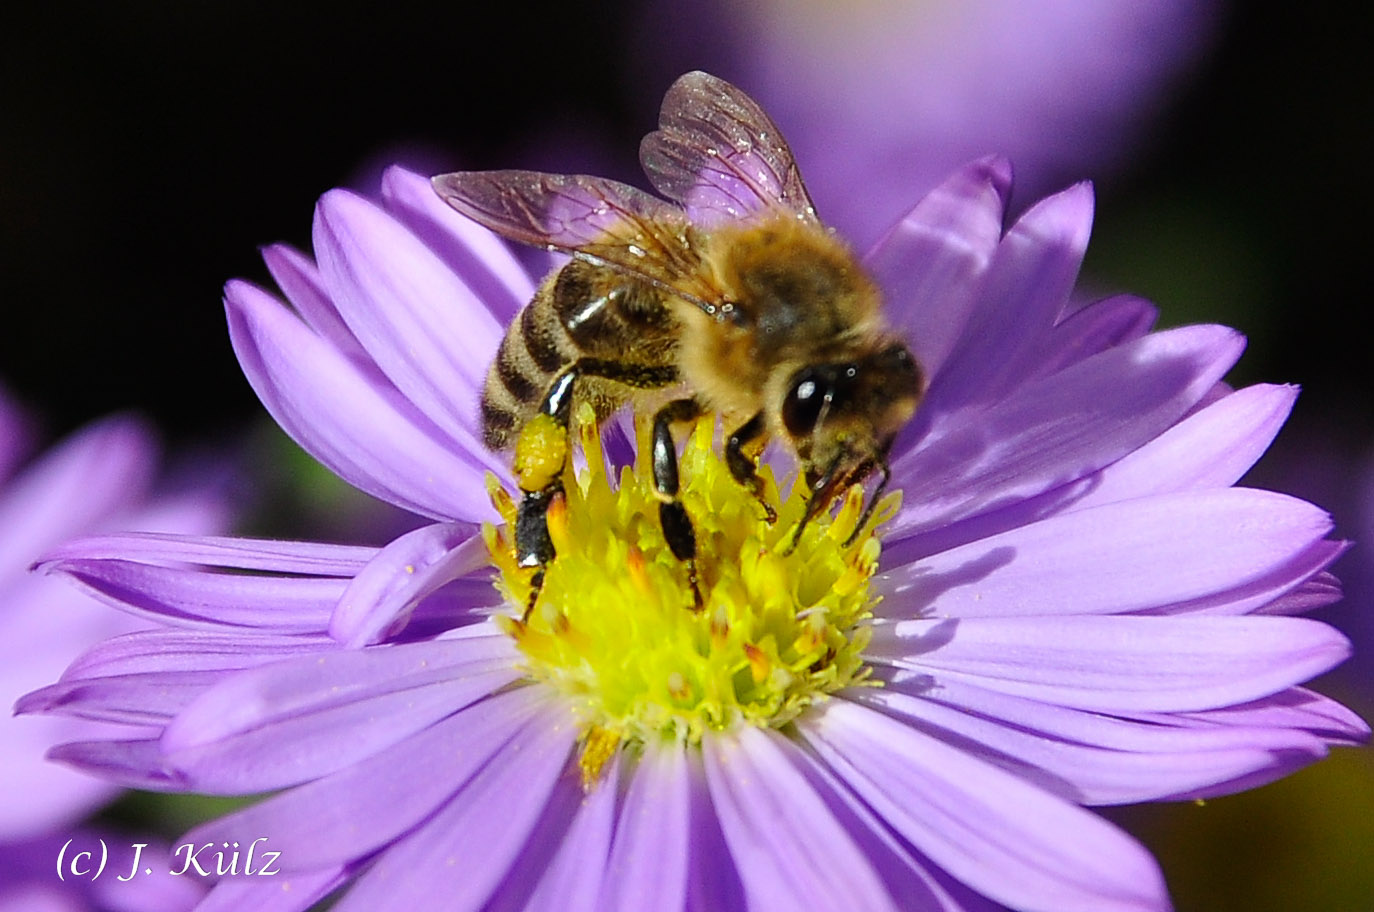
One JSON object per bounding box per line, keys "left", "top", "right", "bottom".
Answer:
{"left": 782, "top": 369, "right": 829, "bottom": 437}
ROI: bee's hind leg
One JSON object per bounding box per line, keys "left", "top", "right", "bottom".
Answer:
{"left": 651, "top": 397, "right": 706, "bottom": 610}
{"left": 725, "top": 411, "right": 777, "bottom": 524}
{"left": 512, "top": 370, "right": 578, "bottom": 619}
{"left": 514, "top": 360, "right": 680, "bottom": 618}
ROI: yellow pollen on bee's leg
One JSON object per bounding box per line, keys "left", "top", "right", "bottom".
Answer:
{"left": 514, "top": 413, "right": 570, "bottom": 492}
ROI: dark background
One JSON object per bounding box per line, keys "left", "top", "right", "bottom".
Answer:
{"left": 1, "top": 3, "right": 1369, "bottom": 444}
{"left": 2, "top": 4, "right": 1372, "bottom": 910}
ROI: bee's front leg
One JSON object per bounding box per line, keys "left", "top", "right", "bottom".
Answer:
{"left": 651, "top": 397, "right": 706, "bottom": 609}
{"left": 724, "top": 411, "right": 777, "bottom": 524}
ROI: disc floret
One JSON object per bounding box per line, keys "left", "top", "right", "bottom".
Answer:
{"left": 486, "top": 410, "right": 895, "bottom": 783}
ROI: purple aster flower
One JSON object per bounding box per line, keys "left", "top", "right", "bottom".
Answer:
{"left": 636, "top": 0, "right": 1221, "bottom": 248}
{"left": 0, "top": 389, "right": 225, "bottom": 908}
{"left": 0, "top": 392, "right": 228, "bottom": 838}
{"left": 19, "top": 109, "right": 1365, "bottom": 910}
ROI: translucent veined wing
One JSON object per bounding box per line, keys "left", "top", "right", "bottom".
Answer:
{"left": 431, "top": 169, "right": 724, "bottom": 311}
{"left": 640, "top": 71, "right": 818, "bottom": 228}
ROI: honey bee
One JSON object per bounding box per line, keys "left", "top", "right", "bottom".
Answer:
{"left": 432, "top": 71, "right": 923, "bottom": 609}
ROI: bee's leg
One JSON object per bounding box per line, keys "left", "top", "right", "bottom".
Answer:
{"left": 512, "top": 369, "right": 578, "bottom": 618}
{"left": 651, "top": 397, "right": 706, "bottom": 609}
{"left": 514, "top": 361, "right": 678, "bottom": 618}
{"left": 724, "top": 411, "right": 776, "bottom": 524}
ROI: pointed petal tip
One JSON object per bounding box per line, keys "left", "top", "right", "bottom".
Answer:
{"left": 1173, "top": 322, "right": 1246, "bottom": 365}
{"left": 1013, "top": 179, "right": 1097, "bottom": 251}
{"left": 222, "top": 276, "right": 250, "bottom": 304}
{"left": 258, "top": 242, "right": 308, "bottom": 272}
{"left": 223, "top": 277, "right": 284, "bottom": 316}
{"left": 382, "top": 162, "right": 426, "bottom": 185}
{"left": 377, "top": 162, "right": 438, "bottom": 207}
{"left": 28, "top": 552, "right": 63, "bottom": 577}
{"left": 12, "top": 686, "right": 49, "bottom": 716}
{"left": 65, "top": 412, "right": 160, "bottom": 465}
{"left": 312, "top": 187, "right": 376, "bottom": 242}
{"left": 966, "top": 154, "right": 1014, "bottom": 202}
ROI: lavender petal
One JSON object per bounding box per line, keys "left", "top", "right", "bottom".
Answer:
{"left": 0, "top": 416, "right": 156, "bottom": 575}
{"left": 331, "top": 695, "right": 576, "bottom": 912}
{"left": 927, "top": 182, "right": 1094, "bottom": 411}
{"left": 193, "top": 865, "right": 346, "bottom": 912}
{"left": 877, "top": 488, "right": 1334, "bottom": 619}
{"left": 802, "top": 699, "right": 1171, "bottom": 912}
{"left": 1071, "top": 383, "right": 1299, "bottom": 509}
{"left": 380, "top": 165, "right": 535, "bottom": 325}
{"left": 858, "top": 678, "right": 1333, "bottom": 806}
{"left": 160, "top": 633, "right": 521, "bottom": 791}
{"left": 57, "top": 629, "right": 336, "bottom": 681}
{"left": 891, "top": 323, "right": 1245, "bottom": 539}
{"left": 521, "top": 755, "right": 620, "bottom": 912}
{"left": 313, "top": 188, "right": 502, "bottom": 446}
{"left": 600, "top": 743, "right": 690, "bottom": 912}
{"left": 226, "top": 278, "right": 502, "bottom": 520}
{"left": 330, "top": 522, "right": 488, "bottom": 647}
{"left": 39, "top": 531, "right": 376, "bottom": 576}
{"left": 183, "top": 687, "right": 543, "bottom": 869}
{"left": 40, "top": 557, "right": 341, "bottom": 633}
{"left": 1029, "top": 293, "right": 1158, "bottom": 379}
{"left": 866, "top": 615, "right": 1351, "bottom": 713}
{"left": 865, "top": 156, "right": 1011, "bottom": 381}
{"left": 261, "top": 242, "right": 369, "bottom": 362}
{"left": 1255, "top": 571, "right": 1344, "bottom": 616}
{"left": 703, "top": 726, "right": 900, "bottom": 912}
{"left": 46, "top": 738, "right": 185, "bottom": 791}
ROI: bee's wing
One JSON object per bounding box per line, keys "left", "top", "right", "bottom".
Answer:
{"left": 640, "top": 71, "right": 818, "bottom": 227}
{"left": 432, "top": 169, "right": 723, "bottom": 309}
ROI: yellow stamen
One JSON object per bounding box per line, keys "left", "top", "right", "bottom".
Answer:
{"left": 486, "top": 408, "right": 895, "bottom": 787}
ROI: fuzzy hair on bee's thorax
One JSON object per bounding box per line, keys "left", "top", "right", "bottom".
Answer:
{"left": 674, "top": 214, "right": 886, "bottom": 421}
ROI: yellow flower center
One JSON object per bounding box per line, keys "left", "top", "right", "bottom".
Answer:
{"left": 484, "top": 409, "right": 895, "bottom": 787}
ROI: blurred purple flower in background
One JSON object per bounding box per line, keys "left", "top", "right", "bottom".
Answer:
{"left": 637, "top": 0, "right": 1221, "bottom": 248}
{"left": 17, "top": 149, "right": 1365, "bottom": 912}
{"left": 1, "top": 834, "right": 205, "bottom": 912}
{"left": 0, "top": 389, "right": 225, "bottom": 909}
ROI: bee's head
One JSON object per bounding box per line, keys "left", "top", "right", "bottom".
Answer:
{"left": 779, "top": 341, "right": 923, "bottom": 507}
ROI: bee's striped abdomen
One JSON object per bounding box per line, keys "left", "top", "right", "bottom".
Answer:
{"left": 480, "top": 259, "right": 682, "bottom": 452}
{"left": 481, "top": 276, "right": 572, "bottom": 451}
